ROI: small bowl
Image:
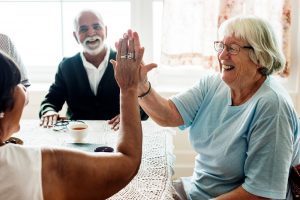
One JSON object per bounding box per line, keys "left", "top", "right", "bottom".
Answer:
{"left": 67, "top": 122, "right": 88, "bottom": 142}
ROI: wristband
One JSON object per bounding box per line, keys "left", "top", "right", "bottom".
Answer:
{"left": 138, "top": 81, "right": 151, "bottom": 98}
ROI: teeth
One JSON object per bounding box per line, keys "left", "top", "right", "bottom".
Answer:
{"left": 223, "top": 65, "right": 234, "bottom": 70}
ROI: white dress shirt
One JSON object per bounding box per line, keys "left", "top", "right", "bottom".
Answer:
{"left": 80, "top": 46, "right": 110, "bottom": 95}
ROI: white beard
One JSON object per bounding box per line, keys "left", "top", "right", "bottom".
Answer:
{"left": 82, "top": 36, "right": 106, "bottom": 55}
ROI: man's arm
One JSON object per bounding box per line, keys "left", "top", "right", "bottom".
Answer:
{"left": 39, "top": 64, "right": 67, "bottom": 127}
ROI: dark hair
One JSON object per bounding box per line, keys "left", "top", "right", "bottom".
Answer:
{"left": 0, "top": 51, "right": 21, "bottom": 113}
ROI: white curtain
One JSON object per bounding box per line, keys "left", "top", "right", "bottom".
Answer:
{"left": 161, "top": 0, "right": 291, "bottom": 76}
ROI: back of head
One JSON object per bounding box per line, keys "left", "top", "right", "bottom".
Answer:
{"left": 218, "top": 15, "right": 286, "bottom": 75}
{"left": 0, "top": 50, "right": 21, "bottom": 114}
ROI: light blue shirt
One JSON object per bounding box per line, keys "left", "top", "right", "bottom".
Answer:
{"left": 171, "top": 73, "right": 300, "bottom": 200}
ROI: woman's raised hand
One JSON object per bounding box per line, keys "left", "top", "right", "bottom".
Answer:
{"left": 111, "top": 30, "right": 157, "bottom": 93}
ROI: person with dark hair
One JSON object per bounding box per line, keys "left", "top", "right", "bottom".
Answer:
{"left": 121, "top": 16, "right": 300, "bottom": 200}
{"left": 0, "top": 31, "right": 144, "bottom": 200}
{"left": 39, "top": 9, "right": 148, "bottom": 129}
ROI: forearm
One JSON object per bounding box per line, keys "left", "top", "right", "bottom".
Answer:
{"left": 211, "top": 186, "right": 269, "bottom": 200}
{"left": 116, "top": 89, "right": 142, "bottom": 165}
{"left": 138, "top": 83, "right": 183, "bottom": 127}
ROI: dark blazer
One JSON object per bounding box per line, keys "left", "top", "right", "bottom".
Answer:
{"left": 39, "top": 50, "right": 148, "bottom": 120}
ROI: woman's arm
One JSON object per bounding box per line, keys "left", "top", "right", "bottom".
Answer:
{"left": 41, "top": 90, "right": 141, "bottom": 200}
{"left": 212, "top": 186, "right": 270, "bottom": 200}
{"left": 41, "top": 30, "right": 143, "bottom": 200}
{"left": 138, "top": 81, "right": 183, "bottom": 127}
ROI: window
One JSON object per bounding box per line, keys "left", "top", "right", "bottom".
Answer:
{"left": 0, "top": 0, "right": 160, "bottom": 89}
{"left": 0, "top": 0, "right": 299, "bottom": 93}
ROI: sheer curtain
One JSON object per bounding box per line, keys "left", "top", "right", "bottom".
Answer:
{"left": 161, "top": 0, "right": 291, "bottom": 76}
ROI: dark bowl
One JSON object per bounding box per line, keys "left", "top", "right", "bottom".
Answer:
{"left": 94, "top": 146, "right": 114, "bottom": 153}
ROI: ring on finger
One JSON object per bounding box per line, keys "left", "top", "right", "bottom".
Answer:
{"left": 127, "top": 52, "right": 135, "bottom": 59}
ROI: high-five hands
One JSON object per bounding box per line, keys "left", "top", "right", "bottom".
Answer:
{"left": 111, "top": 30, "right": 144, "bottom": 91}
{"left": 113, "top": 30, "right": 157, "bottom": 95}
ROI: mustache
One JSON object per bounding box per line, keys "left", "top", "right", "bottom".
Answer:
{"left": 83, "top": 36, "right": 102, "bottom": 45}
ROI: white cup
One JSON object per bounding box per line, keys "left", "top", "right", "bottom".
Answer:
{"left": 67, "top": 122, "right": 88, "bottom": 142}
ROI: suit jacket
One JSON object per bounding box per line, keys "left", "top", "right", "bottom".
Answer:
{"left": 39, "top": 50, "right": 148, "bottom": 120}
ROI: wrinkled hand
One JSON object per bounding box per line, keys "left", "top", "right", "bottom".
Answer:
{"left": 108, "top": 114, "right": 120, "bottom": 131}
{"left": 40, "top": 110, "right": 61, "bottom": 128}
{"left": 111, "top": 30, "right": 143, "bottom": 91}
{"left": 112, "top": 30, "right": 157, "bottom": 92}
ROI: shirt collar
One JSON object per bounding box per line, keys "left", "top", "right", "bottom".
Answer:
{"left": 80, "top": 45, "right": 110, "bottom": 71}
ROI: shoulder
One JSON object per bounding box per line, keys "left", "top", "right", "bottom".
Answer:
{"left": 0, "top": 144, "right": 41, "bottom": 163}
{"left": 58, "top": 53, "right": 82, "bottom": 69}
{"left": 257, "top": 77, "right": 293, "bottom": 107}
{"left": 60, "top": 53, "right": 81, "bottom": 65}
{"left": 193, "top": 72, "right": 223, "bottom": 94}
{"left": 253, "top": 77, "right": 297, "bottom": 120}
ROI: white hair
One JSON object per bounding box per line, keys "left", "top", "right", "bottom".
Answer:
{"left": 218, "top": 15, "right": 286, "bottom": 75}
{"left": 73, "top": 9, "right": 105, "bottom": 31}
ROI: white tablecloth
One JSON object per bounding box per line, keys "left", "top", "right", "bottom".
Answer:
{"left": 14, "top": 120, "right": 176, "bottom": 200}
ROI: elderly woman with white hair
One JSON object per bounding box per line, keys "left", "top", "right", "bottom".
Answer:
{"left": 120, "top": 16, "right": 300, "bottom": 199}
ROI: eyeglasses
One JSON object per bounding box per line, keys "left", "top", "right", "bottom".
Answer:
{"left": 214, "top": 41, "right": 253, "bottom": 55}
{"left": 53, "top": 120, "right": 85, "bottom": 131}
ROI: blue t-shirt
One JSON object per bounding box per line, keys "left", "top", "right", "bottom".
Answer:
{"left": 171, "top": 73, "right": 300, "bottom": 200}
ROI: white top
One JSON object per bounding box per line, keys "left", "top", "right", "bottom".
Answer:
{"left": 80, "top": 46, "right": 110, "bottom": 95}
{"left": 0, "top": 144, "right": 43, "bottom": 200}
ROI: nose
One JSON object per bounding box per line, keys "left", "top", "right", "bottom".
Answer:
{"left": 218, "top": 47, "right": 230, "bottom": 60}
{"left": 86, "top": 26, "right": 96, "bottom": 36}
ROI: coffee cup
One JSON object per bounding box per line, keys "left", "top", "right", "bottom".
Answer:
{"left": 67, "top": 122, "right": 88, "bottom": 142}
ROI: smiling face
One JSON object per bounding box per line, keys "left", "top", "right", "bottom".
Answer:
{"left": 218, "top": 35, "right": 262, "bottom": 90}
{"left": 74, "top": 11, "right": 107, "bottom": 56}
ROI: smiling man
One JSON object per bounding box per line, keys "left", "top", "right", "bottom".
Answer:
{"left": 39, "top": 9, "right": 148, "bottom": 128}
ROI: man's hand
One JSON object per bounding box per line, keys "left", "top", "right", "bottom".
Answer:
{"left": 40, "top": 110, "right": 59, "bottom": 128}
{"left": 108, "top": 114, "right": 120, "bottom": 131}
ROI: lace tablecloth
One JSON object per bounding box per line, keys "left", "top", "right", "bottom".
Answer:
{"left": 15, "top": 120, "right": 176, "bottom": 200}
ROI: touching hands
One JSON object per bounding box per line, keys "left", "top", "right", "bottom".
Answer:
{"left": 111, "top": 30, "right": 144, "bottom": 92}
{"left": 112, "top": 30, "right": 157, "bottom": 95}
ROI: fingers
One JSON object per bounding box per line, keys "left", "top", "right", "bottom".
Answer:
{"left": 128, "top": 38, "right": 135, "bottom": 59}
{"left": 144, "top": 63, "right": 158, "bottom": 73}
{"left": 40, "top": 111, "right": 59, "bottom": 128}
{"left": 116, "top": 38, "right": 122, "bottom": 61}
{"left": 112, "top": 123, "right": 120, "bottom": 131}
{"left": 108, "top": 115, "right": 119, "bottom": 124}
{"left": 120, "top": 35, "right": 128, "bottom": 58}
{"left": 108, "top": 115, "right": 120, "bottom": 131}
{"left": 111, "top": 119, "right": 120, "bottom": 131}
{"left": 110, "top": 59, "right": 117, "bottom": 71}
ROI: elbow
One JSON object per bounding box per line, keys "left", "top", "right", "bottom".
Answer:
{"left": 118, "top": 155, "right": 142, "bottom": 185}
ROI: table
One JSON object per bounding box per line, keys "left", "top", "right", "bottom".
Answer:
{"left": 14, "top": 120, "right": 176, "bottom": 200}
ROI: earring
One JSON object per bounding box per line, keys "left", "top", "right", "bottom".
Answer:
{"left": 0, "top": 112, "right": 4, "bottom": 118}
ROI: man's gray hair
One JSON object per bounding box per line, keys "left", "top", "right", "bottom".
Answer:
{"left": 218, "top": 15, "right": 286, "bottom": 75}
{"left": 73, "top": 9, "right": 105, "bottom": 31}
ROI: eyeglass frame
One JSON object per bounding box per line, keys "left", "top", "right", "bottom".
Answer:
{"left": 214, "top": 41, "right": 253, "bottom": 55}
{"left": 52, "top": 120, "right": 85, "bottom": 131}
